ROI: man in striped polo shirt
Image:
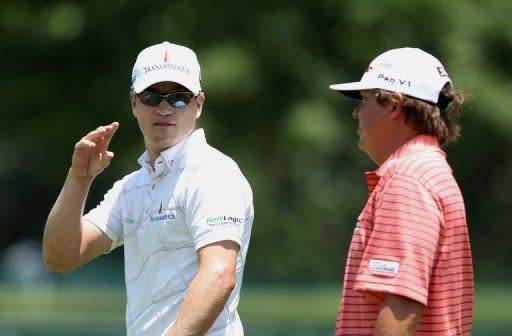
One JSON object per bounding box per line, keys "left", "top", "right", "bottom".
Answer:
{"left": 329, "top": 48, "right": 473, "bottom": 335}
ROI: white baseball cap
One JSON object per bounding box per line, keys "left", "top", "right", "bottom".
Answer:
{"left": 329, "top": 47, "right": 451, "bottom": 104}
{"left": 131, "top": 41, "right": 202, "bottom": 95}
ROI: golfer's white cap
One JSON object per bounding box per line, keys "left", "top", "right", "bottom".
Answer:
{"left": 131, "top": 41, "right": 201, "bottom": 95}
{"left": 329, "top": 47, "right": 451, "bottom": 104}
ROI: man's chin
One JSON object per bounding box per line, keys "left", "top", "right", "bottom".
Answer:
{"left": 357, "top": 139, "right": 366, "bottom": 152}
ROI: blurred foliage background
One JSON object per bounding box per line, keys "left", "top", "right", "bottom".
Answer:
{"left": 0, "top": 0, "right": 511, "bottom": 334}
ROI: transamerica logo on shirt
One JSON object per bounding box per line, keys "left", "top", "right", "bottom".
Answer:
{"left": 206, "top": 215, "right": 243, "bottom": 226}
{"left": 149, "top": 213, "right": 176, "bottom": 222}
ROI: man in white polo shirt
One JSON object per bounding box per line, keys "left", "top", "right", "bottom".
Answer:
{"left": 42, "top": 41, "right": 254, "bottom": 336}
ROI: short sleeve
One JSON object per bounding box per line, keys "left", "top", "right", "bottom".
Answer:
{"left": 184, "top": 161, "right": 253, "bottom": 251}
{"left": 354, "top": 173, "right": 442, "bottom": 305}
{"left": 83, "top": 179, "right": 125, "bottom": 252}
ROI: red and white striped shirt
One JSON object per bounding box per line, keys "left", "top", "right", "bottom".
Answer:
{"left": 335, "top": 135, "right": 473, "bottom": 336}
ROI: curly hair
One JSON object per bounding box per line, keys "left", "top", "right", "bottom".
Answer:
{"left": 373, "top": 84, "right": 465, "bottom": 145}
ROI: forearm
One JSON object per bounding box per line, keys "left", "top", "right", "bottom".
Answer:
{"left": 167, "top": 267, "right": 236, "bottom": 336}
{"left": 374, "top": 294, "right": 422, "bottom": 336}
{"left": 42, "top": 171, "right": 94, "bottom": 271}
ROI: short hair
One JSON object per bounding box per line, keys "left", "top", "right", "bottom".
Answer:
{"left": 373, "top": 84, "right": 465, "bottom": 145}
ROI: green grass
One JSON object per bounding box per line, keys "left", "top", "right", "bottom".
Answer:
{"left": 239, "top": 285, "right": 340, "bottom": 323}
{"left": 0, "top": 284, "right": 511, "bottom": 335}
{"left": 0, "top": 286, "right": 125, "bottom": 314}
{"left": 474, "top": 284, "right": 512, "bottom": 326}
{"left": 0, "top": 285, "right": 340, "bottom": 323}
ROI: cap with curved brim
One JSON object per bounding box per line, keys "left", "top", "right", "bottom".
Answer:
{"left": 131, "top": 41, "right": 202, "bottom": 95}
{"left": 328, "top": 47, "right": 452, "bottom": 104}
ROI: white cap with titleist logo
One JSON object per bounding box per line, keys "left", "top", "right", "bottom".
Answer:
{"left": 329, "top": 47, "right": 451, "bottom": 104}
{"left": 131, "top": 41, "right": 201, "bottom": 95}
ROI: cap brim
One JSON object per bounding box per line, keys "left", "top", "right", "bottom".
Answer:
{"left": 133, "top": 71, "right": 200, "bottom": 95}
{"left": 329, "top": 81, "right": 375, "bottom": 100}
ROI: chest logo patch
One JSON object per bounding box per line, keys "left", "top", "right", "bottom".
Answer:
{"left": 206, "top": 215, "right": 243, "bottom": 226}
{"left": 369, "top": 259, "right": 400, "bottom": 276}
{"left": 149, "top": 209, "right": 176, "bottom": 223}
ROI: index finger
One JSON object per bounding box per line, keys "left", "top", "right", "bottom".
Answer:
{"left": 102, "top": 122, "right": 119, "bottom": 150}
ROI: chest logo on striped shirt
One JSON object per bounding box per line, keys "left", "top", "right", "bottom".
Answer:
{"left": 369, "top": 259, "right": 400, "bottom": 276}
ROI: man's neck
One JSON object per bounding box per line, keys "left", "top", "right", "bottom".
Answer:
{"left": 372, "top": 129, "right": 419, "bottom": 166}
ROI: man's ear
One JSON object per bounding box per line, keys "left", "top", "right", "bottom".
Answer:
{"left": 194, "top": 92, "right": 205, "bottom": 119}
{"left": 130, "top": 92, "right": 138, "bottom": 117}
{"left": 390, "top": 92, "right": 404, "bottom": 120}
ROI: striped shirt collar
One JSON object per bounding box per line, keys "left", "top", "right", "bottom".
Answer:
{"left": 369, "top": 135, "right": 443, "bottom": 178}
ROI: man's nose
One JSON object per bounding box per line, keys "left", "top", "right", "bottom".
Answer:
{"left": 352, "top": 107, "right": 359, "bottom": 119}
{"left": 156, "top": 102, "right": 174, "bottom": 115}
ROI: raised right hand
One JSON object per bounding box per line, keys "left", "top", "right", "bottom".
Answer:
{"left": 69, "top": 122, "right": 120, "bottom": 179}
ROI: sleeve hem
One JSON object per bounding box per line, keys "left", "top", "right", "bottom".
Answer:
{"left": 354, "top": 283, "right": 428, "bottom": 306}
{"left": 83, "top": 218, "right": 120, "bottom": 254}
{"left": 195, "top": 233, "right": 242, "bottom": 251}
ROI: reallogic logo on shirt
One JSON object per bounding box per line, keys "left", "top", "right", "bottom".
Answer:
{"left": 206, "top": 215, "right": 243, "bottom": 226}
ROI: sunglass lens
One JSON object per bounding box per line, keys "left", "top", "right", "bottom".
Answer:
{"left": 139, "top": 91, "right": 194, "bottom": 108}
{"left": 168, "top": 93, "right": 193, "bottom": 108}
{"left": 140, "top": 91, "right": 162, "bottom": 106}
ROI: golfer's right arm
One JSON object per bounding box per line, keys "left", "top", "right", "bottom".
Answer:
{"left": 42, "top": 122, "right": 119, "bottom": 272}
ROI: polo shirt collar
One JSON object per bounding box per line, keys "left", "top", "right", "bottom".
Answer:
{"left": 364, "top": 135, "right": 443, "bottom": 190}
{"left": 375, "top": 135, "right": 442, "bottom": 175}
{"left": 138, "top": 128, "right": 207, "bottom": 175}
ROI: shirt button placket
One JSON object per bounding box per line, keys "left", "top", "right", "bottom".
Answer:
{"left": 145, "top": 178, "right": 155, "bottom": 215}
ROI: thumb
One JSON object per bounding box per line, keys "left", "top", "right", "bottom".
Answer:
{"left": 105, "top": 151, "right": 115, "bottom": 160}
{"left": 100, "top": 151, "right": 115, "bottom": 168}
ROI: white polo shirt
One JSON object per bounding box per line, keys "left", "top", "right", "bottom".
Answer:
{"left": 84, "top": 129, "right": 254, "bottom": 336}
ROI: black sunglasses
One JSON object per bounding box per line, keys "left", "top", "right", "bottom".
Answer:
{"left": 137, "top": 90, "right": 196, "bottom": 108}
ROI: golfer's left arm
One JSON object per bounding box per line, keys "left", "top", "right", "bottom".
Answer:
{"left": 166, "top": 240, "right": 239, "bottom": 336}
{"left": 374, "top": 294, "right": 423, "bottom": 336}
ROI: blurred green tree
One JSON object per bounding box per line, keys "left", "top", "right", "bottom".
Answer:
{"left": 0, "top": 0, "right": 511, "bottom": 284}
